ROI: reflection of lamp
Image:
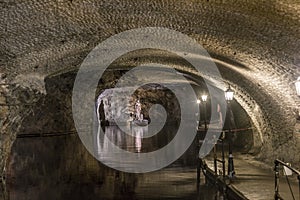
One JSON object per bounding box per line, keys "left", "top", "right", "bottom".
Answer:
{"left": 295, "top": 77, "right": 300, "bottom": 120}
{"left": 196, "top": 98, "right": 201, "bottom": 184}
{"left": 225, "top": 86, "right": 235, "bottom": 179}
{"left": 197, "top": 99, "right": 201, "bottom": 129}
{"left": 201, "top": 94, "right": 208, "bottom": 131}
{"left": 295, "top": 77, "right": 300, "bottom": 96}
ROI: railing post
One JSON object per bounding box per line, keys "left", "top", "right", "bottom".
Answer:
{"left": 197, "top": 139, "right": 201, "bottom": 185}
{"left": 197, "top": 157, "right": 201, "bottom": 184}
{"left": 274, "top": 160, "right": 280, "bottom": 200}
{"left": 222, "top": 139, "right": 226, "bottom": 179}
{"left": 214, "top": 143, "right": 217, "bottom": 175}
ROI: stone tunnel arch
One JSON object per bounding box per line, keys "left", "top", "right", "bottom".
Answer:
{"left": 1, "top": 0, "right": 300, "bottom": 183}
{"left": 3, "top": 48, "right": 299, "bottom": 175}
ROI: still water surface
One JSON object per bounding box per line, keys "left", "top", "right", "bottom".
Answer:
{"left": 7, "top": 125, "right": 223, "bottom": 200}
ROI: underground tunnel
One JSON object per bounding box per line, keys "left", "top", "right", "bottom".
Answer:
{"left": 1, "top": 0, "right": 300, "bottom": 199}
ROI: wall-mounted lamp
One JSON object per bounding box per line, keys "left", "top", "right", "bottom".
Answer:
{"left": 201, "top": 94, "right": 208, "bottom": 102}
{"left": 201, "top": 94, "right": 208, "bottom": 131}
{"left": 225, "top": 86, "right": 234, "bottom": 101}
{"left": 225, "top": 85, "right": 235, "bottom": 178}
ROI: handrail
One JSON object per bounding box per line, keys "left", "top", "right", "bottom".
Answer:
{"left": 213, "top": 139, "right": 226, "bottom": 178}
{"left": 274, "top": 159, "right": 300, "bottom": 200}
{"left": 275, "top": 159, "right": 300, "bottom": 176}
{"left": 198, "top": 158, "right": 248, "bottom": 200}
{"left": 215, "top": 158, "right": 226, "bottom": 175}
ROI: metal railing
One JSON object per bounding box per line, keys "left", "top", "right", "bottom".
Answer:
{"left": 214, "top": 138, "right": 226, "bottom": 178}
{"left": 197, "top": 157, "right": 248, "bottom": 200}
{"left": 274, "top": 159, "right": 300, "bottom": 200}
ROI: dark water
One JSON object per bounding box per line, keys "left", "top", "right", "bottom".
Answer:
{"left": 6, "top": 125, "right": 223, "bottom": 200}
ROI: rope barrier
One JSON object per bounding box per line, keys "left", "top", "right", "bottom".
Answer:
{"left": 198, "top": 127, "right": 253, "bottom": 133}
{"left": 17, "top": 131, "right": 77, "bottom": 138}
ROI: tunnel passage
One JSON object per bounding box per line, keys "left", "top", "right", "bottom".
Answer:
{"left": 1, "top": 0, "right": 300, "bottom": 186}
{"left": 3, "top": 73, "right": 257, "bottom": 200}
{"left": 15, "top": 49, "right": 258, "bottom": 157}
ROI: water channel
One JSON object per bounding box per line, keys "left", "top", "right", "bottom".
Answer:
{"left": 6, "top": 125, "right": 225, "bottom": 200}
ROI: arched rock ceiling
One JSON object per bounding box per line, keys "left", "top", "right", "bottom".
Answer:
{"left": 1, "top": 0, "right": 300, "bottom": 146}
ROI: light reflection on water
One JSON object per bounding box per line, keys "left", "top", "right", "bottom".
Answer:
{"left": 6, "top": 125, "right": 223, "bottom": 200}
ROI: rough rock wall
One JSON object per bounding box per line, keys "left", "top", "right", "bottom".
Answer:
{"left": 0, "top": 79, "right": 43, "bottom": 199}
{"left": 97, "top": 85, "right": 181, "bottom": 124}
{"left": 18, "top": 72, "right": 76, "bottom": 135}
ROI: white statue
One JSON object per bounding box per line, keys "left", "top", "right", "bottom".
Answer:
{"left": 135, "top": 100, "right": 142, "bottom": 120}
